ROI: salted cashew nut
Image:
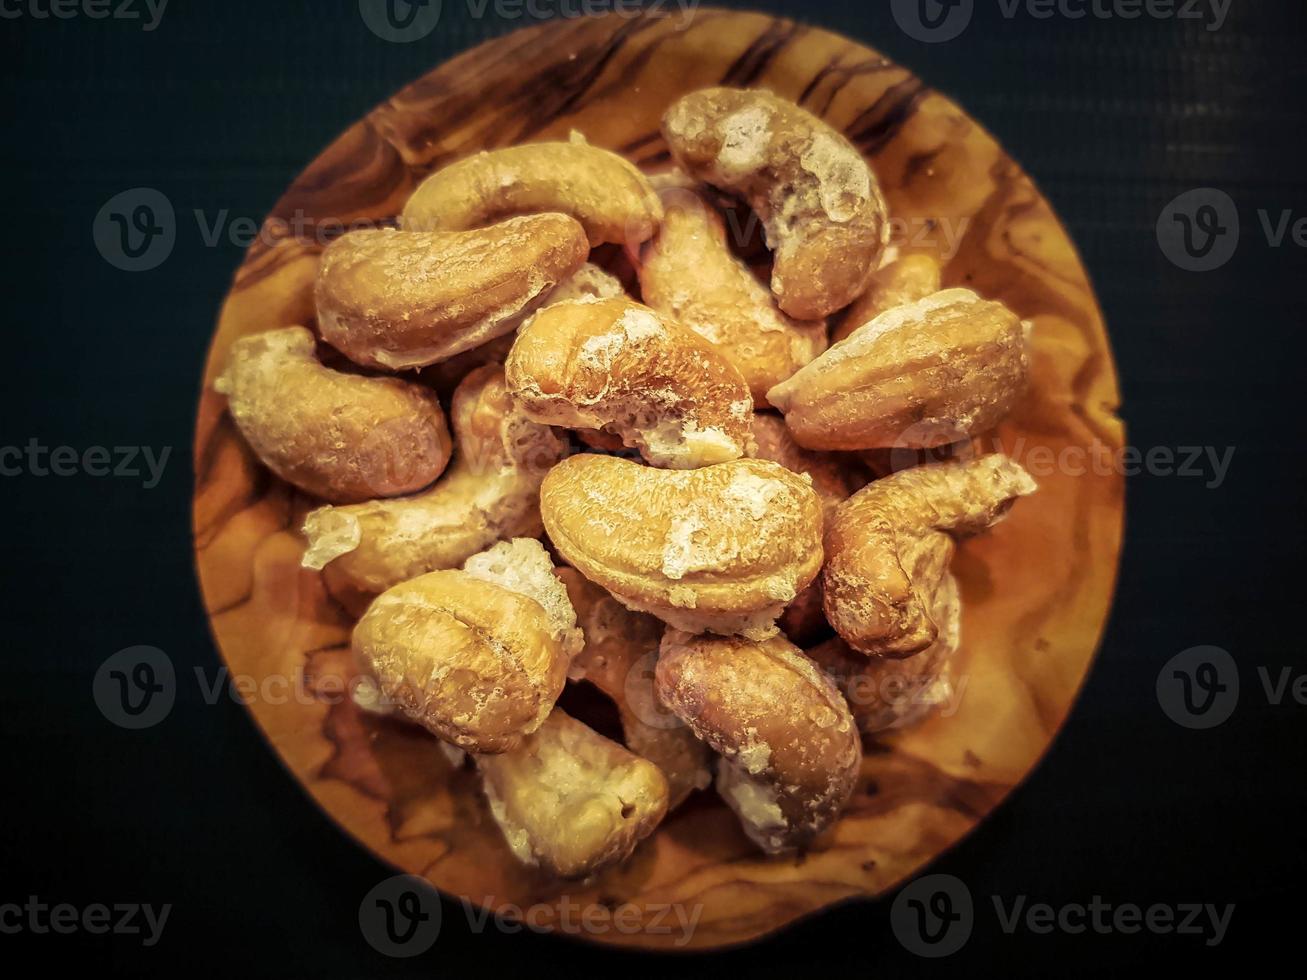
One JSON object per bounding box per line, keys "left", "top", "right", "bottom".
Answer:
{"left": 475, "top": 709, "right": 669, "bottom": 879}
{"left": 351, "top": 539, "right": 579, "bottom": 753}
{"left": 401, "top": 140, "right": 663, "bottom": 248}
{"left": 637, "top": 178, "right": 827, "bottom": 405}
{"left": 810, "top": 571, "right": 962, "bottom": 734}
{"left": 557, "top": 568, "right": 712, "bottom": 809}
{"left": 831, "top": 252, "right": 942, "bottom": 344}
{"left": 301, "top": 364, "right": 566, "bottom": 600}
{"left": 768, "top": 288, "right": 1029, "bottom": 451}
{"left": 655, "top": 630, "right": 861, "bottom": 854}
{"left": 662, "top": 87, "right": 889, "bottom": 319}
{"left": 213, "top": 326, "right": 451, "bottom": 503}
{"left": 505, "top": 296, "right": 754, "bottom": 468}
{"left": 315, "top": 214, "right": 588, "bottom": 370}
{"left": 540, "top": 454, "right": 824, "bottom": 639}
{"left": 823, "top": 454, "right": 1036, "bottom": 657}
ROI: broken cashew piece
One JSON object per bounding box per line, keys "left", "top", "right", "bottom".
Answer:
{"left": 655, "top": 630, "right": 861, "bottom": 854}
{"left": 401, "top": 141, "right": 663, "bottom": 248}
{"left": 315, "top": 214, "right": 588, "bottom": 370}
{"left": 301, "top": 364, "right": 567, "bottom": 600}
{"left": 475, "top": 709, "right": 669, "bottom": 879}
{"left": 558, "top": 568, "right": 712, "bottom": 809}
{"left": 637, "top": 180, "right": 827, "bottom": 405}
{"left": 823, "top": 454, "right": 1036, "bottom": 657}
{"left": 810, "top": 571, "right": 962, "bottom": 734}
{"left": 540, "top": 454, "right": 825, "bottom": 639}
{"left": 662, "top": 87, "right": 889, "bottom": 319}
{"left": 831, "top": 252, "right": 942, "bottom": 344}
{"left": 213, "top": 326, "right": 451, "bottom": 503}
{"left": 506, "top": 296, "right": 754, "bottom": 469}
{"left": 768, "top": 289, "right": 1030, "bottom": 451}
{"left": 351, "top": 546, "right": 576, "bottom": 754}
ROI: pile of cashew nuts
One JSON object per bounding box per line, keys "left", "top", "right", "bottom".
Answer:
{"left": 215, "top": 86, "right": 1036, "bottom": 878}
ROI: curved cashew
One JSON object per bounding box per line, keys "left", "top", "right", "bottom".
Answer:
{"left": 301, "top": 364, "right": 566, "bottom": 601}
{"left": 810, "top": 571, "right": 961, "bottom": 734}
{"left": 540, "top": 454, "right": 824, "bottom": 639}
{"left": 351, "top": 562, "right": 572, "bottom": 754}
{"left": 475, "top": 709, "right": 668, "bottom": 879}
{"left": 655, "top": 630, "right": 861, "bottom": 854}
{"left": 831, "top": 252, "right": 941, "bottom": 344}
{"left": 557, "top": 568, "right": 712, "bottom": 809}
{"left": 823, "top": 454, "right": 1036, "bottom": 656}
{"left": 637, "top": 179, "right": 827, "bottom": 405}
{"left": 315, "top": 214, "right": 588, "bottom": 370}
{"left": 401, "top": 141, "right": 663, "bottom": 248}
{"left": 505, "top": 296, "right": 754, "bottom": 469}
{"left": 768, "top": 289, "right": 1029, "bottom": 451}
{"left": 662, "top": 87, "right": 889, "bottom": 319}
{"left": 213, "top": 326, "right": 451, "bottom": 503}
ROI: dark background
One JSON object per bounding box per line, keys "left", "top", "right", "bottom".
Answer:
{"left": 2, "top": 0, "right": 1303, "bottom": 974}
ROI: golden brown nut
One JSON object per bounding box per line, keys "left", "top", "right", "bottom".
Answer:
{"left": 475, "top": 709, "right": 669, "bottom": 879}
{"left": 823, "top": 455, "right": 1035, "bottom": 656}
{"left": 662, "top": 87, "right": 889, "bottom": 319}
{"left": 352, "top": 567, "right": 571, "bottom": 753}
{"left": 213, "top": 326, "right": 451, "bottom": 503}
{"left": 301, "top": 365, "right": 566, "bottom": 598}
{"left": 750, "top": 412, "right": 860, "bottom": 523}
{"left": 541, "top": 454, "right": 825, "bottom": 639}
{"left": 831, "top": 252, "right": 942, "bottom": 344}
{"left": 767, "top": 288, "right": 1029, "bottom": 451}
{"left": 315, "top": 215, "right": 588, "bottom": 370}
{"left": 558, "top": 568, "right": 711, "bottom": 808}
{"left": 655, "top": 631, "right": 861, "bottom": 854}
{"left": 505, "top": 297, "right": 754, "bottom": 469}
{"left": 401, "top": 141, "right": 662, "bottom": 248}
{"left": 637, "top": 181, "right": 826, "bottom": 405}
{"left": 810, "top": 571, "right": 961, "bottom": 734}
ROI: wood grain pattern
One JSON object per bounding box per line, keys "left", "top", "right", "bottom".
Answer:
{"left": 191, "top": 9, "right": 1124, "bottom": 951}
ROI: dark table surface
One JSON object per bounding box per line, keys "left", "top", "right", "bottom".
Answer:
{"left": 2, "top": 0, "right": 1303, "bottom": 974}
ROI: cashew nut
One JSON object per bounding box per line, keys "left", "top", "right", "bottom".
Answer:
{"left": 315, "top": 214, "right": 588, "bottom": 370}
{"left": 655, "top": 630, "right": 861, "bottom": 854}
{"left": 831, "top": 252, "right": 942, "bottom": 344}
{"left": 662, "top": 87, "right": 889, "bottom": 319}
{"left": 767, "top": 289, "right": 1029, "bottom": 451}
{"left": 213, "top": 326, "right": 451, "bottom": 503}
{"left": 823, "top": 455, "right": 1036, "bottom": 656}
{"left": 401, "top": 141, "right": 663, "bottom": 248}
{"left": 540, "top": 454, "right": 825, "bottom": 639}
{"left": 505, "top": 296, "right": 754, "bottom": 469}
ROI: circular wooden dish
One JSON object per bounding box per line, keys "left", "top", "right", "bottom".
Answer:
{"left": 192, "top": 8, "right": 1124, "bottom": 952}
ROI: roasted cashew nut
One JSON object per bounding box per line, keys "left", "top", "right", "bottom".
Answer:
{"left": 809, "top": 571, "right": 961, "bottom": 734}
{"left": 662, "top": 87, "right": 889, "bottom": 319}
{"left": 475, "top": 709, "right": 669, "bottom": 879}
{"left": 558, "top": 568, "right": 712, "bottom": 809}
{"left": 506, "top": 296, "right": 754, "bottom": 469}
{"left": 655, "top": 630, "right": 861, "bottom": 854}
{"left": 301, "top": 364, "right": 566, "bottom": 602}
{"left": 637, "top": 178, "right": 827, "bottom": 405}
{"left": 823, "top": 454, "right": 1035, "bottom": 657}
{"left": 541, "top": 454, "right": 825, "bottom": 639}
{"left": 768, "top": 288, "right": 1029, "bottom": 451}
{"left": 315, "top": 214, "right": 588, "bottom": 370}
{"left": 213, "top": 326, "right": 451, "bottom": 503}
{"left": 401, "top": 140, "right": 663, "bottom": 248}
